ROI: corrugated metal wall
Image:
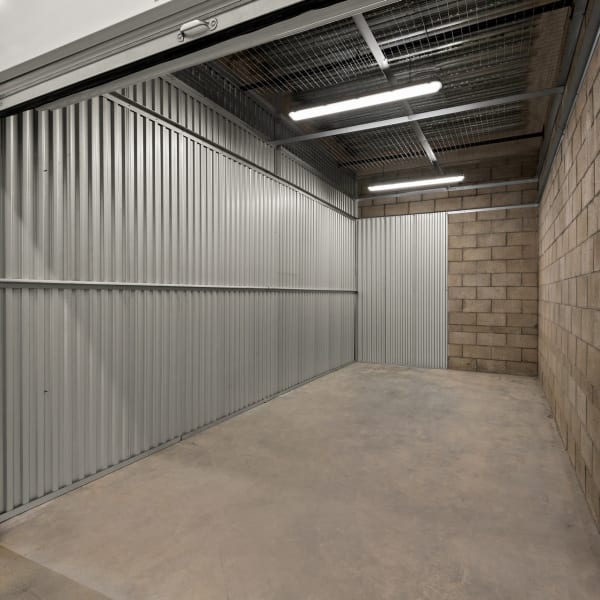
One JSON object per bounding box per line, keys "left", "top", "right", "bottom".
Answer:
{"left": 119, "top": 76, "right": 357, "bottom": 216}
{"left": 357, "top": 213, "right": 447, "bottom": 368}
{"left": 0, "top": 90, "right": 356, "bottom": 518}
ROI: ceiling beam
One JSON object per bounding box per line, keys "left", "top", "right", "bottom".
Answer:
{"left": 271, "top": 87, "right": 563, "bottom": 145}
{"left": 352, "top": 13, "right": 442, "bottom": 172}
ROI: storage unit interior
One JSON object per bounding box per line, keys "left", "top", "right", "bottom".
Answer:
{"left": 1, "top": 1, "right": 600, "bottom": 598}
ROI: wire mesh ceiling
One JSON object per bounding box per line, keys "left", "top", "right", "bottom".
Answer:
{"left": 213, "top": 0, "right": 569, "bottom": 174}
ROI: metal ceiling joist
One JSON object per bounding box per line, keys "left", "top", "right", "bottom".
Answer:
{"left": 271, "top": 87, "right": 563, "bottom": 145}
{"left": 0, "top": 0, "right": 391, "bottom": 116}
{"left": 352, "top": 13, "right": 442, "bottom": 172}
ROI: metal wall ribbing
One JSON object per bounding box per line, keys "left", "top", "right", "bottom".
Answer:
{"left": 357, "top": 213, "right": 447, "bottom": 368}
{"left": 0, "top": 92, "right": 356, "bottom": 518}
{"left": 119, "top": 76, "right": 357, "bottom": 217}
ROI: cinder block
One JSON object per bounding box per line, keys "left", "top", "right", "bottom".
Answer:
{"left": 463, "top": 248, "right": 492, "bottom": 261}
{"left": 448, "top": 357, "right": 477, "bottom": 371}
{"left": 507, "top": 231, "right": 537, "bottom": 246}
{"left": 449, "top": 212, "right": 477, "bottom": 223}
{"left": 448, "top": 344, "right": 463, "bottom": 357}
{"left": 449, "top": 312, "right": 477, "bottom": 325}
{"left": 493, "top": 273, "right": 522, "bottom": 286}
{"left": 507, "top": 313, "right": 538, "bottom": 327}
{"left": 522, "top": 348, "right": 538, "bottom": 363}
{"left": 435, "top": 198, "right": 463, "bottom": 212}
{"left": 409, "top": 200, "right": 435, "bottom": 214}
{"left": 361, "top": 205, "right": 385, "bottom": 218}
{"left": 448, "top": 249, "right": 463, "bottom": 262}
{"left": 507, "top": 334, "right": 538, "bottom": 348}
{"left": 492, "top": 347, "right": 522, "bottom": 361}
{"left": 463, "top": 299, "right": 492, "bottom": 312}
{"left": 506, "top": 259, "right": 537, "bottom": 273}
{"left": 463, "top": 345, "right": 492, "bottom": 359}
{"left": 476, "top": 260, "right": 507, "bottom": 274}
{"left": 449, "top": 261, "right": 477, "bottom": 274}
{"left": 507, "top": 287, "right": 538, "bottom": 300}
{"left": 492, "top": 246, "right": 522, "bottom": 260}
{"left": 492, "top": 191, "right": 522, "bottom": 206}
{"left": 462, "top": 274, "right": 491, "bottom": 286}
{"left": 491, "top": 219, "right": 523, "bottom": 233}
{"left": 477, "top": 332, "right": 507, "bottom": 346}
{"left": 477, "top": 313, "right": 506, "bottom": 326}
{"left": 476, "top": 359, "right": 508, "bottom": 373}
{"left": 477, "top": 233, "right": 507, "bottom": 247}
{"left": 385, "top": 203, "right": 409, "bottom": 216}
{"left": 462, "top": 195, "right": 491, "bottom": 209}
{"left": 449, "top": 287, "right": 476, "bottom": 299}
{"left": 506, "top": 361, "right": 538, "bottom": 376}
{"left": 477, "top": 286, "right": 507, "bottom": 300}
{"left": 521, "top": 300, "right": 538, "bottom": 314}
{"left": 449, "top": 235, "right": 477, "bottom": 248}
{"left": 449, "top": 331, "right": 477, "bottom": 345}
{"left": 492, "top": 299, "right": 522, "bottom": 313}
{"left": 463, "top": 221, "right": 492, "bottom": 235}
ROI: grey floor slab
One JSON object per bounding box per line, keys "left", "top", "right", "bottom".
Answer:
{"left": 1, "top": 363, "right": 599, "bottom": 599}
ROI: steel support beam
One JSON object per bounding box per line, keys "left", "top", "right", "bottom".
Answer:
{"left": 352, "top": 13, "right": 442, "bottom": 172}
{"left": 271, "top": 87, "right": 563, "bottom": 145}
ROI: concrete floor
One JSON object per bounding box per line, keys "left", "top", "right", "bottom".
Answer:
{"left": 1, "top": 363, "right": 600, "bottom": 600}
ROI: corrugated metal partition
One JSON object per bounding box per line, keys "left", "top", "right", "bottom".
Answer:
{"left": 358, "top": 213, "right": 447, "bottom": 368}
{"left": 0, "top": 93, "right": 356, "bottom": 519}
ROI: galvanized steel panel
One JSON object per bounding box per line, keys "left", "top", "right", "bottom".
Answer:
{"left": 0, "top": 93, "right": 357, "bottom": 518}
{"left": 120, "top": 77, "right": 357, "bottom": 216}
{"left": 357, "top": 213, "right": 447, "bottom": 368}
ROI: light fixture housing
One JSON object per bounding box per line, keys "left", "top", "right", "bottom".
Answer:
{"left": 368, "top": 175, "right": 465, "bottom": 192}
{"left": 289, "top": 81, "right": 442, "bottom": 121}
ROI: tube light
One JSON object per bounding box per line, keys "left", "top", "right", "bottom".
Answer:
{"left": 289, "top": 81, "right": 442, "bottom": 121}
{"left": 368, "top": 175, "right": 465, "bottom": 192}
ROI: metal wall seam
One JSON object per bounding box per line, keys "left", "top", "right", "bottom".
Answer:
{"left": 0, "top": 92, "right": 357, "bottom": 519}
{"left": 357, "top": 213, "right": 447, "bottom": 368}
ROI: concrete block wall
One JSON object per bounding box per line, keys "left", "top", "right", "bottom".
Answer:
{"left": 538, "top": 41, "right": 600, "bottom": 525}
{"left": 448, "top": 208, "right": 539, "bottom": 375}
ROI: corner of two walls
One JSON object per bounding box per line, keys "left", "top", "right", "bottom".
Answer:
{"left": 538, "top": 40, "right": 600, "bottom": 524}
{"left": 359, "top": 182, "right": 540, "bottom": 376}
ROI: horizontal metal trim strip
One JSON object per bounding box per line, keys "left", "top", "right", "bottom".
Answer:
{"left": 0, "top": 279, "right": 358, "bottom": 293}
{"left": 357, "top": 177, "right": 538, "bottom": 203}
{"left": 0, "top": 359, "right": 355, "bottom": 523}
{"left": 448, "top": 203, "right": 539, "bottom": 214}
{"left": 106, "top": 92, "right": 357, "bottom": 220}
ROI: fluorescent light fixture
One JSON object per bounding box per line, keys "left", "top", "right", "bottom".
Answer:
{"left": 289, "top": 81, "right": 442, "bottom": 121}
{"left": 368, "top": 175, "right": 465, "bottom": 192}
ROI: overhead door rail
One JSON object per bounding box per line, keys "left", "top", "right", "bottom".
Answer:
{"left": 0, "top": 0, "right": 390, "bottom": 117}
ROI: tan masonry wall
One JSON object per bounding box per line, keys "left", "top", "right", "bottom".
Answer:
{"left": 359, "top": 183, "right": 537, "bottom": 218}
{"left": 538, "top": 42, "right": 600, "bottom": 525}
{"left": 448, "top": 207, "right": 539, "bottom": 376}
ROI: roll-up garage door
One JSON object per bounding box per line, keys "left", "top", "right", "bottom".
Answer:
{"left": 0, "top": 0, "right": 389, "bottom": 116}
{"left": 357, "top": 213, "right": 448, "bottom": 368}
